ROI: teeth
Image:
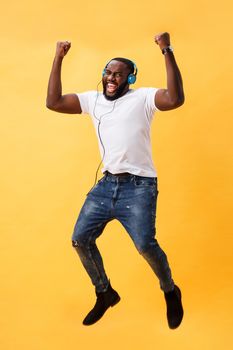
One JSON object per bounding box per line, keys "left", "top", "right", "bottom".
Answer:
{"left": 107, "top": 83, "right": 117, "bottom": 92}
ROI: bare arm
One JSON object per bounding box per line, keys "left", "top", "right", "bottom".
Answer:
{"left": 154, "top": 33, "right": 185, "bottom": 111}
{"left": 46, "top": 41, "right": 82, "bottom": 114}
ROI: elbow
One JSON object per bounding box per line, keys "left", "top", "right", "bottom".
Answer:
{"left": 46, "top": 102, "right": 52, "bottom": 110}
{"left": 176, "top": 95, "right": 185, "bottom": 107}
{"left": 46, "top": 99, "right": 57, "bottom": 111}
{"left": 179, "top": 92, "right": 185, "bottom": 106}
{"left": 171, "top": 94, "right": 185, "bottom": 109}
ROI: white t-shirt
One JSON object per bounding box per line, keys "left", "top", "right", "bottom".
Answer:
{"left": 77, "top": 87, "right": 160, "bottom": 177}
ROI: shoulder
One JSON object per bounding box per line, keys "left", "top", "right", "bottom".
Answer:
{"left": 77, "top": 90, "right": 98, "bottom": 99}
{"left": 129, "top": 87, "right": 159, "bottom": 102}
{"left": 132, "top": 88, "right": 160, "bottom": 113}
{"left": 135, "top": 87, "right": 159, "bottom": 95}
{"left": 127, "top": 87, "right": 159, "bottom": 99}
{"left": 76, "top": 90, "right": 99, "bottom": 114}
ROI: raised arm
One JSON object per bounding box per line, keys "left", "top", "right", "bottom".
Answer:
{"left": 46, "top": 41, "right": 82, "bottom": 114}
{"left": 154, "top": 33, "right": 185, "bottom": 111}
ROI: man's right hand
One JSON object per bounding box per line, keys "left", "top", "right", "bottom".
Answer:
{"left": 56, "top": 41, "right": 71, "bottom": 58}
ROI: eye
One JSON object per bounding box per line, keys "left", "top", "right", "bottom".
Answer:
{"left": 115, "top": 72, "right": 122, "bottom": 77}
{"left": 104, "top": 70, "right": 111, "bottom": 76}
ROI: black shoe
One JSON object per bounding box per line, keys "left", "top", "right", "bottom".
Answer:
{"left": 83, "top": 282, "right": 120, "bottom": 326}
{"left": 164, "top": 285, "right": 184, "bottom": 329}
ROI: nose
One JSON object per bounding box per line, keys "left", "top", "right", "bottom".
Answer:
{"left": 107, "top": 73, "right": 116, "bottom": 82}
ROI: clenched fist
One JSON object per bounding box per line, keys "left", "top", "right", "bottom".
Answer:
{"left": 154, "top": 32, "right": 170, "bottom": 50}
{"left": 55, "top": 41, "right": 71, "bottom": 58}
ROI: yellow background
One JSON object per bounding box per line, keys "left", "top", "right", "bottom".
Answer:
{"left": 1, "top": 0, "right": 232, "bottom": 349}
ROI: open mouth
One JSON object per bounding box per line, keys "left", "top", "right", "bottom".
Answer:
{"left": 107, "top": 83, "right": 118, "bottom": 93}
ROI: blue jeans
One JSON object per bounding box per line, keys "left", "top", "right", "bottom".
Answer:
{"left": 72, "top": 173, "right": 174, "bottom": 293}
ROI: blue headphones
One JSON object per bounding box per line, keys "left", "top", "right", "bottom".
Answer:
{"left": 102, "top": 59, "right": 138, "bottom": 85}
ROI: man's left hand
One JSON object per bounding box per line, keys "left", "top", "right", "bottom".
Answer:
{"left": 154, "top": 32, "right": 170, "bottom": 50}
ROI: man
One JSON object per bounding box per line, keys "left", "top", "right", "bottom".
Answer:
{"left": 46, "top": 32, "right": 185, "bottom": 329}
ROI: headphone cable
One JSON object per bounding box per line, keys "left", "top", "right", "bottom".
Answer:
{"left": 88, "top": 82, "right": 117, "bottom": 193}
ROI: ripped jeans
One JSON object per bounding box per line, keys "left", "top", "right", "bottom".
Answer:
{"left": 72, "top": 172, "right": 174, "bottom": 293}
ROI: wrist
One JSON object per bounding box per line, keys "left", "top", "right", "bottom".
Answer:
{"left": 161, "top": 46, "right": 174, "bottom": 55}
{"left": 54, "top": 55, "right": 64, "bottom": 63}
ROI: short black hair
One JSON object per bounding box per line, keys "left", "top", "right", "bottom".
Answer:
{"left": 107, "top": 57, "right": 135, "bottom": 74}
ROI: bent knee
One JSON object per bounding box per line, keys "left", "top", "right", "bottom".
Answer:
{"left": 71, "top": 235, "right": 86, "bottom": 248}
{"left": 136, "top": 240, "right": 159, "bottom": 255}
{"left": 71, "top": 230, "right": 92, "bottom": 248}
{"left": 71, "top": 232, "right": 86, "bottom": 248}
{"left": 72, "top": 240, "right": 79, "bottom": 247}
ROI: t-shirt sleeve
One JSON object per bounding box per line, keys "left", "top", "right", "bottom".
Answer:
{"left": 76, "top": 91, "right": 96, "bottom": 115}
{"left": 144, "top": 87, "right": 160, "bottom": 118}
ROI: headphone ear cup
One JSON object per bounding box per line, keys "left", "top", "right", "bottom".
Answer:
{"left": 102, "top": 68, "right": 106, "bottom": 77}
{"left": 127, "top": 73, "right": 136, "bottom": 85}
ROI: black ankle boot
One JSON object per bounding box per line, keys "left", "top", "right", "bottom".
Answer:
{"left": 83, "top": 282, "right": 120, "bottom": 326}
{"left": 164, "top": 285, "right": 184, "bottom": 329}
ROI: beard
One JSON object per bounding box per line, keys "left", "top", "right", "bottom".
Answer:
{"left": 103, "top": 79, "right": 129, "bottom": 101}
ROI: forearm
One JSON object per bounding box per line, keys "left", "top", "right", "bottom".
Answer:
{"left": 46, "top": 56, "right": 63, "bottom": 109}
{"left": 164, "top": 51, "right": 184, "bottom": 106}
{"left": 154, "top": 33, "right": 185, "bottom": 111}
